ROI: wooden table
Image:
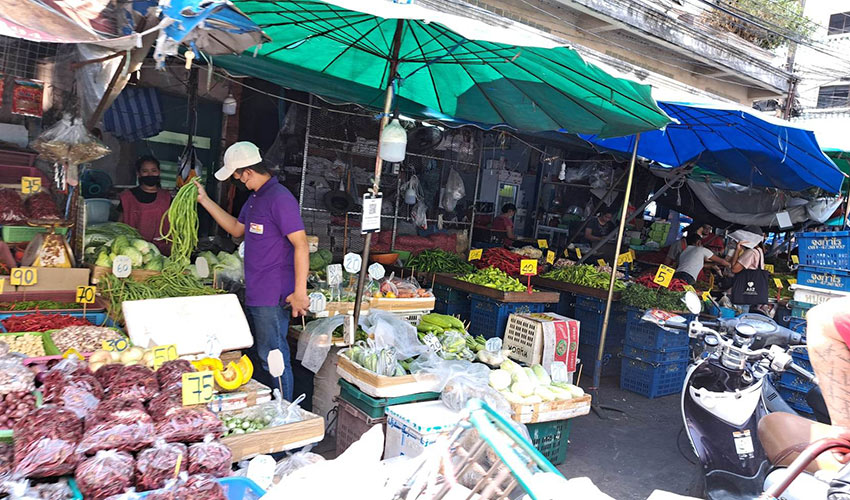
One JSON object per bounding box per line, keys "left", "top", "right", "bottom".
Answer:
{"left": 530, "top": 276, "right": 622, "bottom": 301}
{"left": 434, "top": 275, "right": 560, "bottom": 303}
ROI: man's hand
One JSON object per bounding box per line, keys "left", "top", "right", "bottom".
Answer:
{"left": 193, "top": 178, "right": 209, "bottom": 203}
{"left": 286, "top": 291, "right": 310, "bottom": 317}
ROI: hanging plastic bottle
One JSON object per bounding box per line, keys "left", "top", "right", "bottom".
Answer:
{"left": 379, "top": 119, "right": 407, "bottom": 163}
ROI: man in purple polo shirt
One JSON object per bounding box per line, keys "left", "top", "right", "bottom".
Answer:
{"left": 194, "top": 141, "right": 309, "bottom": 400}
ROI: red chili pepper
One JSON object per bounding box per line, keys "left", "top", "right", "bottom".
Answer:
{"left": 1, "top": 312, "right": 91, "bottom": 332}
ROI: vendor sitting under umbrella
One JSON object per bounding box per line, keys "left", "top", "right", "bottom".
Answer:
{"left": 673, "top": 232, "right": 731, "bottom": 285}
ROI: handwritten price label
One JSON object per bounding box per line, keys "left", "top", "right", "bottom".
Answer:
{"left": 546, "top": 250, "right": 555, "bottom": 265}
{"left": 182, "top": 372, "right": 214, "bottom": 406}
{"left": 520, "top": 259, "right": 538, "bottom": 276}
{"left": 787, "top": 278, "right": 797, "bottom": 286}
{"left": 468, "top": 248, "right": 483, "bottom": 261}
{"left": 791, "top": 255, "right": 799, "bottom": 264}
{"left": 101, "top": 338, "right": 129, "bottom": 352}
{"left": 10, "top": 267, "right": 37, "bottom": 286}
{"left": 152, "top": 344, "right": 178, "bottom": 370}
{"left": 537, "top": 239, "right": 548, "bottom": 249}
{"left": 112, "top": 255, "right": 132, "bottom": 278}
{"left": 764, "top": 264, "right": 774, "bottom": 274}
{"left": 575, "top": 248, "right": 582, "bottom": 259}
{"left": 653, "top": 265, "right": 675, "bottom": 288}
{"left": 76, "top": 286, "right": 96, "bottom": 304}
{"left": 21, "top": 176, "right": 41, "bottom": 194}
{"left": 597, "top": 259, "right": 606, "bottom": 267}
{"left": 774, "top": 278, "right": 784, "bottom": 289}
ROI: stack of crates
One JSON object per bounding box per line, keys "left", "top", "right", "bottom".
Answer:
{"left": 776, "top": 349, "right": 817, "bottom": 418}
{"left": 573, "top": 295, "right": 626, "bottom": 377}
{"left": 334, "top": 379, "right": 440, "bottom": 455}
{"left": 433, "top": 283, "right": 471, "bottom": 321}
{"left": 468, "top": 294, "right": 545, "bottom": 339}
{"left": 648, "top": 222, "right": 672, "bottom": 246}
{"left": 620, "top": 308, "right": 691, "bottom": 398}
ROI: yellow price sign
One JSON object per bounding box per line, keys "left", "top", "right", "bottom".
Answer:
{"left": 546, "top": 250, "right": 555, "bottom": 265}
{"left": 537, "top": 239, "right": 548, "bottom": 249}
{"left": 62, "top": 348, "right": 84, "bottom": 360}
{"left": 629, "top": 249, "right": 636, "bottom": 261}
{"left": 597, "top": 259, "right": 607, "bottom": 267}
{"left": 21, "top": 176, "right": 41, "bottom": 194}
{"left": 617, "top": 252, "right": 632, "bottom": 266}
{"left": 468, "top": 248, "right": 483, "bottom": 261}
{"left": 764, "top": 264, "right": 774, "bottom": 274}
{"left": 683, "top": 285, "right": 696, "bottom": 293}
{"left": 575, "top": 248, "right": 582, "bottom": 259}
{"left": 520, "top": 259, "right": 538, "bottom": 276}
{"left": 75, "top": 286, "right": 96, "bottom": 304}
{"left": 0, "top": 278, "right": 5, "bottom": 295}
{"left": 152, "top": 344, "right": 178, "bottom": 370}
{"left": 773, "top": 278, "right": 784, "bottom": 289}
{"left": 101, "top": 338, "right": 130, "bottom": 352}
{"left": 653, "top": 264, "right": 676, "bottom": 288}
{"left": 791, "top": 255, "right": 799, "bottom": 264}
{"left": 182, "top": 372, "right": 215, "bottom": 406}
{"left": 787, "top": 278, "right": 797, "bottom": 286}
{"left": 701, "top": 290, "right": 712, "bottom": 301}
{"left": 10, "top": 267, "right": 37, "bottom": 286}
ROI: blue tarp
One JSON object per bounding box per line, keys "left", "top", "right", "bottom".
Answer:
{"left": 581, "top": 101, "right": 845, "bottom": 194}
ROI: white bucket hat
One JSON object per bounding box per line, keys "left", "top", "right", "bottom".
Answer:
{"left": 215, "top": 141, "right": 263, "bottom": 181}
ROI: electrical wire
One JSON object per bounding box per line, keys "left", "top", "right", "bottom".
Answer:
{"left": 677, "top": 425, "right": 699, "bottom": 465}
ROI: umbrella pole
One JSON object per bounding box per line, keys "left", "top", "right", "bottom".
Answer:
{"left": 352, "top": 20, "right": 405, "bottom": 327}
{"left": 591, "top": 133, "right": 640, "bottom": 417}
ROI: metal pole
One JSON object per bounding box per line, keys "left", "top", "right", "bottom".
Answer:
{"left": 391, "top": 171, "right": 401, "bottom": 250}
{"left": 298, "top": 96, "right": 313, "bottom": 215}
{"left": 353, "top": 20, "right": 405, "bottom": 327}
{"left": 567, "top": 169, "right": 629, "bottom": 246}
{"left": 469, "top": 131, "right": 484, "bottom": 251}
{"left": 593, "top": 134, "right": 640, "bottom": 394}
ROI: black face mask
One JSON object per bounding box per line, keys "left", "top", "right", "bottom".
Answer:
{"left": 139, "top": 176, "right": 160, "bottom": 187}
{"left": 231, "top": 177, "right": 248, "bottom": 191}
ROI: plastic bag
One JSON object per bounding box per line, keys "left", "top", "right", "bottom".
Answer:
{"left": 155, "top": 360, "right": 195, "bottom": 393}
{"left": 441, "top": 168, "right": 466, "bottom": 212}
{"left": 155, "top": 407, "right": 224, "bottom": 443}
{"left": 177, "top": 474, "right": 226, "bottom": 500}
{"left": 77, "top": 404, "right": 155, "bottom": 454}
{"left": 274, "top": 449, "right": 325, "bottom": 480}
{"left": 13, "top": 406, "right": 82, "bottom": 478}
{"left": 135, "top": 440, "right": 188, "bottom": 491}
{"left": 441, "top": 373, "right": 511, "bottom": 416}
{"left": 412, "top": 201, "right": 428, "bottom": 229}
{"left": 0, "top": 358, "right": 35, "bottom": 395}
{"left": 188, "top": 436, "right": 231, "bottom": 478}
{"left": 296, "top": 315, "right": 344, "bottom": 374}
{"left": 343, "top": 343, "right": 406, "bottom": 377}
{"left": 3, "top": 480, "right": 43, "bottom": 500}
{"left": 32, "top": 114, "right": 110, "bottom": 165}
{"left": 361, "top": 310, "right": 427, "bottom": 361}
{"left": 409, "top": 351, "right": 491, "bottom": 391}
{"left": 0, "top": 442, "right": 12, "bottom": 475}
{"left": 75, "top": 450, "right": 135, "bottom": 500}
{"left": 146, "top": 391, "right": 183, "bottom": 422}
{"left": 106, "top": 365, "right": 159, "bottom": 403}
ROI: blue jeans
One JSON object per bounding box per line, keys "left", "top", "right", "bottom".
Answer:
{"left": 245, "top": 305, "right": 293, "bottom": 401}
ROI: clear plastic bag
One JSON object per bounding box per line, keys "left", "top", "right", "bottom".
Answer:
{"left": 412, "top": 201, "right": 428, "bottom": 229}
{"left": 401, "top": 175, "right": 423, "bottom": 205}
{"left": 32, "top": 114, "right": 110, "bottom": 165}
{"left": 296, "top": 315, "right": 345, "bottom": 373}
{"left": 177, "top": 474, "right": 226, "bottom": 500}
{"left": 188, "top": 435, "right": 232, "bottom": 478}
{"left": 409, "top": 351, "right": 491, "bottom": 392}
{"left": 361, "top": 310, "right": 427, "bottom": 361}
{"left": 440, "top": 168, "right": 466, "bottom": 212}
{"left": 135, "top": 440, "right": 187, "bottom": 492}
{"left": 0, "top": 189, "right": 26, "bottom": 224}
{"left": 0, "top": 358, "right": 35, "bottom": 394}
{"left": 3, "top": 480, "right": 43, "bottom": 500}
{"left": 13, "top": 406, "right": 82, "bottom": 478}
{"left": 154, "top": 407, "right": 224, "bottom": 443}
{"left": 274, "top": 449, "right": 325, "bottom": 479}
{"left": 75, "top": 450, "right": 135, "bottom": 500}
{"left": 78, "top": 403, "right": 155, "bottom": 454}
{"left": 441, "top": 373, "right": 511, "bottom": 416}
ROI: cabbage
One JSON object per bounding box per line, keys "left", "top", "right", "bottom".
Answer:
{"left": 511, "top": 380, "right": 534, "bottom": 397}
{"left": 120, "top": 247, "right": 143, "bottom": 267}
{"left": 198, "top": 251, "right": 219, "bottom": 267}
{"left": 215, "top": 252, "right": 242, "bottom": 270}
{"left": 488, "top": 370, "right": 512, "bottom": 391}
{"left": 144, "top": 256, "right": 163, "bottom": 271}
{"left": 111, "top": 235, "right": 130, "bottom": 254}
{"left": 500, "top": 359, "right": 521, "bottom": 373}
{"left": 535, "top": 386, "right": 556, "bottom": 402}
{"left": 188, "top": 264, "right": 200, "bottom": 279}
{"left": 131, "top": 239, "right": 151, "bottom": 255}
{"left": 531, "top": 365, "right": 551, "bottom": 385}
{"left": 95, "top": 252, "right": 112, "bottom": 268}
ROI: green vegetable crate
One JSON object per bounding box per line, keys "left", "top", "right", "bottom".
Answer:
{"left": 1, "top": 226, "right": 68, "bottom": 243}
{"left": 527, "top": 418, "right": 573, "bottom": 466}
{"left": 0, "top": 331, "right": 61, "bottom": 356}
{"left": 338, "top": 379, "right": 439, "bottom": 419}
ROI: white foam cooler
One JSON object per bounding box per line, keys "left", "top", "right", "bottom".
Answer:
{"left": 384, "top": 400, "right": 462, "bottom": 459}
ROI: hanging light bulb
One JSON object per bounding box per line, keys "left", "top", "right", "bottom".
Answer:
{"left": 222, "top": 93, "right": 237, "bottom": 115}
{"left": 379, "top": 119, "right": 407, "bottom": 163}
{"left": 558, "top": 161, "right": 567, "bottom": 181}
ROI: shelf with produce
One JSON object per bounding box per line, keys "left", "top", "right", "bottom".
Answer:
{"left": 0, "top": 290, "right": 108, "bottom": 314}
{"left": 530, "top": 276, "right": 622, "bottom": 301}
{"left": 435, "top": 275, "right": 560, "bottom": 304}
{"left": 220, "top": 408, "right": 325, "bottom": 462}
{"left": 337, "top": 352, "right": 440, "bottom": 398}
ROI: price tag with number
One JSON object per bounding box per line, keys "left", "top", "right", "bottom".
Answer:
{"left": 683, "top": 285, "right": 696, "bottom": 293}
{"left": 326, "top": 264, "right": 343, "bottom": 287}
{"left": 597, "top": 259, "right": 607, "bottom": 267}
{"left": 616, "top": 253, "right": 629, "bottom": 266}
{"left": 764, "top": 264, "right": 774, "bottom": 274}
{"left": 774, "top": 278, "right": 784, "bottom": 289}
{"left": 101, "top": 338, "right": 129, "bottom": 352}
{"left": 63, "top": 348, "right": 83, "bottom": 360}
{"left": 76, "top": 286, "right": 96, "bottom": 304}
{"left": 10, "top": 267, "right": 37, "bottom": 286}
{"left": 576, "top": 248, "right": 582, "bottom": 259}
{"left": 152, "top": 344, "right": 178, "bottom": 369}
{"left": 546, "top": 250, "right": 555, "bottom": 265}
{"left": 520, "top": 259, "right": 538, "bottom": 276}
{"left": 21, "top": 176, "right": 41, "bottom": 194}
{"left": 702, "top": 290, "right": 712, "bottom": 301}
{"left": 653, "top": 265, "right": 675, "bottom": 288}
{"left": 791, "top": 255, "right": 799, "bottom": 264}
{"left": 787, "top": 278, "right": 797, "bottom": 286}
{"left": 422, "top": 333, "right": 443, "bottom": 355}
{"left": 468, "top": 248, "right": 483, "bottom": 261}
{"left": 182, "top": 372, "right": 215, "bottom": 406}
{"left": 112, "top": 255, "right": 132, "bottom": 278}
{"left": 537, "top": 239, "right": 548, "bottom": 249}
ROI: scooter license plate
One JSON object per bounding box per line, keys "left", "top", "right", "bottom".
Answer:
{"left": 733, "top": 430, "right": 755, "bottom": 456}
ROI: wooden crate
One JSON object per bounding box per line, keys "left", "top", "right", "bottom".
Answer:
{"left": 509, "top": 394, "right": 592, "bottom": 424}
{"left": 220, "top": 411, "right": 325, "bottom": 461}
{"left": 90, "top": 265, "right": 160, "bottom": 284}
{"left": 434, "top": 276, "right": 560, "bottom": 304}
{"left": 336, "top": 353, "right": 439, "bottom": 398}
{"left": 369, "top": 296, "right": 435, "bottom": 311}
{"left": 530, "top": 276, "right": 622, "bottom": 301}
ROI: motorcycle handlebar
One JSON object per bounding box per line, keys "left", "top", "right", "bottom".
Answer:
{"left": 787, "top": 362, "right": 817, "bottom": 383}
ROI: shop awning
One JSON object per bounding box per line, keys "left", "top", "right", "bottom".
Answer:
{"left": 581, "top": 101, "right": 846, "bottom": 193}
{"left": 215, "top": 0, "right": 671, "bottom": 137}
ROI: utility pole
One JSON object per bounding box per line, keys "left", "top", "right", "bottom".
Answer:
{"left": 782, "top": 0, "right": 806, "bottom": 119}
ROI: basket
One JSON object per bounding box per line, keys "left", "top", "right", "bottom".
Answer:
{"left": 434, "top": 299, "right": 470, "bottom": 321}
{"left": 1, "top": 225, "right": 69, "bottom": 243}
{"left": 623, "top": 343, "right": 690, "bottom": 363}
{"left": 337, "top": 379, "right": 439, "bottom": 420}
{"left": 789, "top": 300, "right": 813, "bottom": 319}
{"left": 389, "top": 308, "right": 432, "bottom": 326}
{"left": 797, "top": 266, "right": 850, "bottom": 292}
{"left": 789, "top": 317, "right": 806, "bottom": 336}
{"left": 503, "top": 312, "right": 579, "bottom": 368}
{"left": 791, "top": 284, "right": 850, "bottom": 306}
{"left": 624, "top": 308, "right": 691, "bottom": 351}
{"left": 797, "top": 231, "right": 850, "bottom": 270}
{"left": 578, "top": 343, "right": 621, "bottom": 377}
{"left": 779, "top": 371, "right": 816, "bottom": 392}
{"left": 792, "top": 349, "right": 812, "bottom": 371}
{"left": 572, "top": 295, "right": 627, "bottom": 347}
{"left": 335, "top": 396, "right": 386, "bottom": 455}
{"left": 0, "top": 331, "right": 60, "bottom": 356}
{"left": 620, "top": 357, "right": 687, "bottom": 399}
{"left": 137, "top": 477, "right": 265, "bottom": 499}
{"left": 468, "top": 295, "right": 545, "bottom": 339}
{"left": 776, "top": 384, "right": 816, "bottom": 418}
{"left": 433, "top": 283, "right": 469, "bottom": 304}
{"left": 527, "top": 418, "right": 573, "bottom": 466}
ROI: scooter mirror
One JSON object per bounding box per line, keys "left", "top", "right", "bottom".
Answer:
{"left": 684, "top": 291, "right": 702, "bottom": 315}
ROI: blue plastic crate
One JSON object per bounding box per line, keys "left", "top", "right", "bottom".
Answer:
{"left": 623, "top": 343, "right": 690, "bottom": 363}
{"left": 789, "top": 300, "right": 813, "bottom": 319}
{"left": 546, "top": 291, "right": 575, "bottom": 318}
{"left": 433, "top": 283, "right": 469, "bottom": 305}
{"left": 797, "top": 266, "right": 850, "bottom": 292}
{"left": 0, "top": 310, "right": 110, "bottom": 332}
{"left": 624, "top": 309, "right": 691, "bottom": 351}
{"left": 578, "top": 343, "right": 622, "bottom": 377}
{"left": 792, "top": 349, "right": 812, "bottom": 372}
{"left": 138, "top": 477, "right": 265, "bottom": 499}
{"left": 797, "top": 231, "right": 850, "bottom": 270}
{"left": 620, "top": 357, "right": 688, "bottom": 399}
{"left": 573, "top": 295, "right": 626, "bottom": 347}
{"left": 434, "top": 299, "right": 470, "bottom": 322}
{"left": 777, "top": 384, "right": 816, "bottom": 418}
{"left": 468, "top": 295, "right": 545, "bottom": 339}
{"left": 789, "top": 317, "right": 807, "bottom": 336}
{"left": 779, "top": 371, "right": 815, "bottom": 391}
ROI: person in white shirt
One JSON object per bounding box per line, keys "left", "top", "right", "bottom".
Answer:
{"left": 674, "top": 232, "right": 731, "bottom": 285}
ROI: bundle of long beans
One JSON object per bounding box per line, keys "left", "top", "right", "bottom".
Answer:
{"left": 159, "top": 182, "right": 199, "bottom": 272}
{"left": 101, "top": 273, "right": 220, "bottom": 322}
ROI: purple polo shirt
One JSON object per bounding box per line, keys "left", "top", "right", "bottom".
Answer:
{"left": 237, "top": 180, "right": 304, "bottom": 306}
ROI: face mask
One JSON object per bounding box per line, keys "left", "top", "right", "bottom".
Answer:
{"left": 139, "top": 176, "right": 160, "bottom": 187}
{"left": 231, "top": 176, "right": 248, "bottom": 191}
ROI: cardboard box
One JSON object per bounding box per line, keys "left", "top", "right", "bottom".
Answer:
{"left": 14, "top": 267, "right": 90, "bottom": 292}
{"left": 503, "top": 312, "right": 580, "bottom": 373}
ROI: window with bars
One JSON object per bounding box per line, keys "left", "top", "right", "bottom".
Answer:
{"left": 828, "top": 12, "right": 850, "bottom": 35}
{"left": 817, "top": 85, "right": 850, "bottom": 108}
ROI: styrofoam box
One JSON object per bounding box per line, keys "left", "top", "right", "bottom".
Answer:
{"left": 384, "top": 400, "right": 462, "bottom": 459}
{"left": 791, "top": 284, "right": 850, "bottom": 306}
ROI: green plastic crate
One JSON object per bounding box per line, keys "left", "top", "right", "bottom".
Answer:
{"left": 337, "top": 379, "right": 439, "bottom": 419}
{"left": 789, "top": 300, "right": 813, "bottom": 319}
{"left": 1, "top": 226, "right": 69, "bottom": 243}
{"left": 527, "top": 418, "right": 573, "bottom": 466}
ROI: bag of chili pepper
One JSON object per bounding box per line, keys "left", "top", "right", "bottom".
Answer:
{"left": 13, "top": 406, "right": 83, "bottom": 478}
{"left": 155, "top": 407, "right": 224, "bottom": 443}
{"left": 135, "top": 440, "right": 187, "bottom": 491}
{"left": 75, "top": 450, "right": 135, "bottom": 500}
{"left": 187, "top": 435, "right": 231, "bottom": 478}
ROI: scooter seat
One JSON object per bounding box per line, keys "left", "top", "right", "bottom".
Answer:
{"left": 759, "top": 412, "right": 847, "bottom": 473}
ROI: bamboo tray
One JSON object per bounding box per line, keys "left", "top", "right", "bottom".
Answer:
{"left": 530, "top": 276, "right": 622, "bottom": 301}
{"left": 509, "top": 394, "right": 592, "bottom": 424}
{"left": 90, "top": 265, "right": 160, "bottom": 284}
{"left": 220, "top": 410, "right": 325, "bottom": 461}
{"left": 433, "top": 276, "right": 560, "bottom": 304}
{"left": 368, "top": 296, "right": 436, "bottom": 311}
{"left": 336, "top": 353, "right": 439, "bottom": 398}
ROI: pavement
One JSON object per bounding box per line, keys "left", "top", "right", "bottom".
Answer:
{"left": 560, "top": 376, "right": 703, "bottom": 500}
